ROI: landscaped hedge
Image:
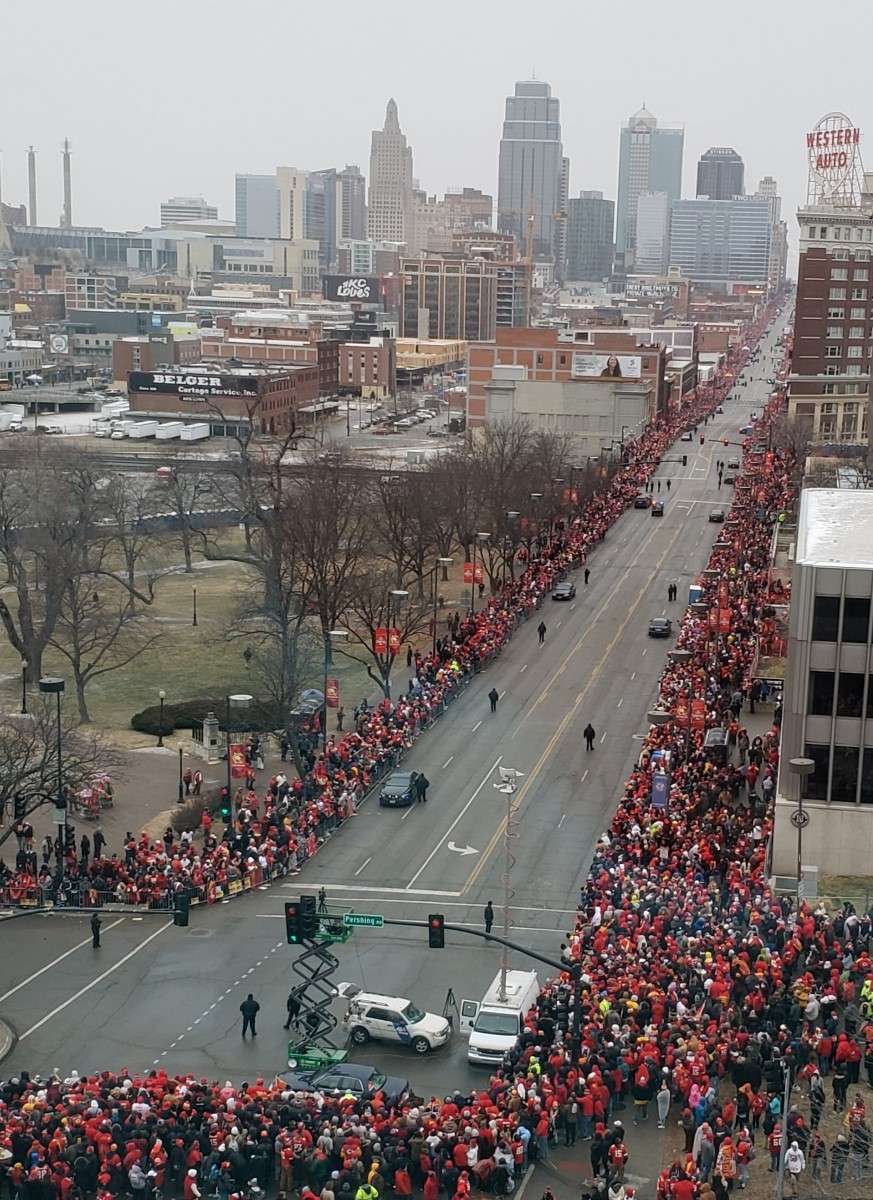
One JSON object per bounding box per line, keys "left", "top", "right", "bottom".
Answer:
{"left": 130, "top": 696, "right": 285, "bottom": 736}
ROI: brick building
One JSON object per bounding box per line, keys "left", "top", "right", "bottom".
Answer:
{"left": 199, "top": 313, "right": 339, "bottom": 398}
{"left": 112, "top": 332, "right": 201, "bottom": 380}
{"left": 339, "top": 337, "right": 396, "bottom": 399}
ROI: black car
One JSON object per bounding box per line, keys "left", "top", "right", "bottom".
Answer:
{"left": 728, "top": 458, "right": 740, "bottom": 470}
{"left": 651, "top": 501, "right": 664, "bottom": 516}
{"left": 633, "top": 494, "right": 651, "bottom": 509}
{"left": 379, "top": 770, "right": 417, "bottom": 808}
{"left": 724, "top": 472, "right": 736, "bottom": 485}
{"left": 280, "top": 1063, "right": 410, "bottom": 1106}
{"left": 648, "top": 617, "right": 673, "bottom": 638}
{"left": 708, "top": 509, "right": 725, "bottom": 523}
{"left": 552, "top": 581, "right": 576, "bottom": 601}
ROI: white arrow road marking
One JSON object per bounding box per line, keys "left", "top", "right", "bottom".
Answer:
{"left": 447, "top": 841, "right": 479, "bottom": 856}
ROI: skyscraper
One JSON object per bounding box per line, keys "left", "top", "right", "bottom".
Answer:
{"left": 368, "top": 99, "right": 414, "bottom": 244}
{"left": 235, "top": 174, "right": 279, "bottom": 238}
{"left": 696, "top": 147, "right": 745, "bottom": 200}
{"left": 497, "top": 80, "right": 566, "bottom": 263}
{"left": 565, "top": 191, "right": 614, "bottom": 281}
{"left": 668, "top": 198, "right": 772, "bottom": 286}
{"left": 615, "top": 106, "right": 684, "bottom": 272}
{"left": 634, "top": 192, "right": 671, "bottom": 275}
{"left": 336, "top": 165, "right": 367, "bottom": 242}
{"left": 276, "top": 167, "right": 308, "bottom": 241}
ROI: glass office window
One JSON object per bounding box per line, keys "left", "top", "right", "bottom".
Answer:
{"left": 862, "top": 749, "right": 873, "bottom": 803}
{"left": 802, "top": 744, "right": 831, "bottom": 800}
{"left": 808, "top": 670, "right": 835, "bottom": 716}
{"left": 812, "top": 595, "right": 840, "bottom": 641}
{"left": 831, "top": 746, "right": 859, "bottom": 803}
{"left": 842, "top": 597, "right": 870, "bottom": 643}
{"left": 836, "top": 671, "right": 865, "bottom": 716}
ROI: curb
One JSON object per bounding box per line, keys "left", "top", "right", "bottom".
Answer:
{"left": 0, "top": 1018, "right": 16, "bottom": 1064}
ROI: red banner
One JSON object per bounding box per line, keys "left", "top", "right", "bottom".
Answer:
{"left": 463, "top": 561, "right": 474, "bottom": 583}
{"left": 474, "top": 564, "right": 484, "bottom": 585}
{"left": 388, "top": 627, "right": 401, "bottom": 654}
{"left": 691, "top": 698, "right": 707, "bottom": 730}
{"left": 229, "top": 743, "right": 247, "bottom": 779}
{"left": 674, "top": 693, "right": 690, "bottom": 727}
{"left": 719, "top": 608, "right": 732, "bottom": 634}
{"left": 709, "top": 607, "right": 719, "bottom": 631}
{"left": 374, "top": 627, "right": 388, "bottom": 655}
{"left": 325, "top": 677, "right": 340, "bottom": 709}
{"left": 718, "top": 580, "right": 730, "bottom": 607}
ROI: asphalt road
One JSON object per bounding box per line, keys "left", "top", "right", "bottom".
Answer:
{"left": 0, "top": 308, "right": 791, "bottom": 1193}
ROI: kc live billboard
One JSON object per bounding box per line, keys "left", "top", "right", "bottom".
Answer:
{"left": 129, "top": 371, "right": 260, "bottom": 399}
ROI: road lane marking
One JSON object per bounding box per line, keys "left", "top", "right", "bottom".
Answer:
{"left": 600, "top": 731, "right": 607, "bottom": 742}
{"left": 519, "top": 663, "right": 527, "bottom": 673}
{"left": 556, "top": 620, "right": 562, "bottom": 628}
{"left": 18, "top": 920, "right": 173, "bottom": 1041}
{"left": 307, "top": 883, "right": 463, "bottom": 897}
{"left": 405, "top": 756, "right": 503, "bottom": 889}
{"left": 400, "top": 805, "right": 415, "bottom": 822}
{"left": 617, "top": 697, "right": 623, "bottom": 708}
{"left": 630, "top": 672, "right": 636, "bottom": 681}
{"left": 354, "top": 857, "right": 372, "bottom": 876}
{"left": 581, "top": 769, "right": 589, "bottom": 783}
{"left": 642, "top": 647, "right": 648, "bottom": 656}
{"left": 442, "top": 756, "right": 454, "bottom": 768}
{"left": 472, "top": 719, "right": 482, "bottom": 732}
{"left": 557, "top": 814, "right": 567, "bottom": 829}
{"left": 0, "top": 917, "right": 127, "bottom": 1003}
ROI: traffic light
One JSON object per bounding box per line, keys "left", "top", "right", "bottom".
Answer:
{"left": 681, "top": 455, "right": 688, "bottom": 467}
{"left": 285, "top": 900, "right": 302, "bottom": 944}
{"left": 300, "top": 894, "right": 318, "bottom": 940}
{"left": 723, "top": 438, "right": 729, "bottom": 447}
{"left": 13, "top": 793, "right": 25, "bottom": 821}
{"left": 219, "top": 788, "right": 231, "bottom": 822}
{"left": 428, "top": 913, "right": 445, "bottom": 949}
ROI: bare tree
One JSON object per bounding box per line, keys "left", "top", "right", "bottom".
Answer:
{"left": 339, "top": 566, "right": 432, "bottom": 698}
{"left": 158, "top": 470, "right": 217, "bottom": 572}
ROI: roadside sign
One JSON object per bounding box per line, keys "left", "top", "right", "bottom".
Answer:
{"left": 342, "top": 912, "right": 384, "bottom": 928}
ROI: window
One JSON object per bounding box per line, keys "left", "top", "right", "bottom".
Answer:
{"left": 831, "top": 746, "right": 859, "bottom": 804}
{"left": 846, "top": 365, "right": 863, "bottom": 376}
{"left": 862, "top": 749, "right": 873, "bottom": 803}
{"left": 825, "top": 345, "right": 842, "bottom": 357}
{"left": 825, "top": 365, "right": 841, "bottom": 375}
{"left": 848, "top": 345, "right": 863, "bottom": 358}
{"left": 821, "top": 384, "right": 836, "bottom": 395}
{"left": 842, "top": 596, "right": 870, "bottom": 642}
{"left": 827, "top": 326, "right": 844, "bottom": 338}
{"left": 812, "top": 595, "right": 840, "bottom": 640}
{"left": 850, "top": 307, "right": 865, "bottom": 318}
{"left": 832, "top": 267, "right": 848, "bottom": 280}
{"left": 829, "top": 307, "right": 846, "bottom": 318}
{"left": 808, "top": 227, "right": 817, "bottom": 239}
{"left": 853, "top": 288, "right": 868, "bottom": 299}
{"left": 849, "top": 326, "right": 865, "bottom": 338}
{"left": 808, "top": 670, "right": 835, "bottom": 716}
{"left": 855, "top": 269, "right": 869, "bottom": 281}
{"left": 829, "top": 288, "right": 846, "bottom": 299}
{"left": 820, "top": 227, "right": 829, "bottom": 238}
{"left": 836, "top": 671, "right": 865, "bottom": 716}
{"left": 802, "top": 744, "right": 830, "bottom": 800}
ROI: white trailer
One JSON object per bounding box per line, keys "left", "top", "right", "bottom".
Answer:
{"left": 180, "top": 422, "right": 210, "bottom": 442}
{"left": 155, "top": 421, "right": 184, "bottom": 440}
{"left": 101, "top": 399, "right": 130, "bottom": 418}
{"left": 126, "top": 420, "right": 159, "bottom": 439}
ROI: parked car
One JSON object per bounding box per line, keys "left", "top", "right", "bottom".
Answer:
{"left": 728, "top": 458, "right": 740, "bottom": 469}
{"left": 633, "top": 494, "right": 651, "bottom": 509}
{"left": 551, "top": 581, "right": 576, "bottom": 601}
{"left": 648, "top": 617, "right": 673, "bottom": 638}
{"left": 337, "top": 984, "right": 451, "bottom": 1055}
{"left": 739, "top": 424, "right": 753, "bottom": 435}
{"left": 708, "top": 509, "right": 726, "bottom": 523}
{"left": 651, "top": 501, "right": 664, "bottom": 516}
{"left": 379, "top": 770, "right": 418, "bottom": 808}
{"left": 280, "top": 1063, "right": 410, "bottom": 1106}
{"left": 680, "top": 431, "right": 694, "bottom": 441}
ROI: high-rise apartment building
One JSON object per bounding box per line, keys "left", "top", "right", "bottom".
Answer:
{"left": 565, "top": 191, "right": 614, "bottom": 281}
{"left": 368, "top": 99, "right": 414, "bottom": 244}
{"left": 634, "top": 192, "right": 672, "bottom": 275}
{"left": 276, "top": 167, "right": 308, "bottom": 242}
{"left": 235, "top": 174, "right": 279, "bottom": 238}
{"left": 497, "top": 80, "right": 566, "bottom": 264}
{"left": 400, "top": 253, "right": 497, "bottom": 342}
{"left": 695, "top": 147, "right": 745, "bottom": 200}
{"left": 160, "top": 197, "right": 218, "bottom": 226}
{"left": 615, "top": 106, "right": 684, "bottom": 273}
{"left": 668, "top": 198, "right": 772, "bottom": 287}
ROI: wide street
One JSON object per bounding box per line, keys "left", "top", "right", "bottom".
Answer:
{"left": 0, "top": 315, "right": 788, "bottom": 1194}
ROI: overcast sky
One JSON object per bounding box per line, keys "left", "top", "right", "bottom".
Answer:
{"left": 3, "top": 0, "right": 873, "bottom": 253}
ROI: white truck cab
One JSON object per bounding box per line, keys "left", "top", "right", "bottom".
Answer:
{"left": 336, "top": 983, "right": 451, "bottom": 1055}
{"left": 460, "top": 969, "right": 540, "bottom": 1065}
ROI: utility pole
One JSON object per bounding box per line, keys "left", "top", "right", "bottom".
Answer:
{"left": 774, "top": 1062, "right": 792, "bottom": 1200}
{"left": 494, "top": 767, "right": 523, "bottom": 1002}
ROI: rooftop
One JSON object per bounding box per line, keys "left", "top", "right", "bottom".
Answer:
{"left": 796, "top": 488, "right": 873, "bottom": 569}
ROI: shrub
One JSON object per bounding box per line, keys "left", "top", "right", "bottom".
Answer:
{"left": 130, "top": 696, "right": 284, "bottom": 736}
{"left": 170, "top": 791, "right": 221, "bottom": 833}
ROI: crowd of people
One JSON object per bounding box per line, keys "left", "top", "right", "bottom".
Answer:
{"left": 6, "top": 305, "right": 868, "bottom": 1200}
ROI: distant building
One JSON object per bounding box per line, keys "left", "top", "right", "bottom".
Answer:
{"left": 112, "top": 332, "right": 200, "bottom": 381}
{"left": 497, "top": 80, "right": 566, "bottom": 264}
{"left": 368, "top": 99, "right": 414, "bottom": 244}
{"left": 401, "top": 253, "right": 497, "bottom": 341}
{"left": 615, "top": 106, "right": 683, "bottom": 273}
{"left": 336, "top": 165, "right": 367, "bottom": 243}
{"left": 64, "top": 272, "right": 118, "bottom": 310}
{"left": 565, "top": 192, "right": 614, "bottom": 281}
{"left": 668, "top": 198, "right": 773, "bottom": 288}
{"left": 235, "top": 174, "right": 279, "bottom": 238}
{"left": 160, "top": 197, "right": 218, "bottom": 226}
{"left": 276, "top": 168, "right": 308, "bottom": 242}
{"left": 634, "top": 192, "right": 671, "bottom": 275}
{"left": 696, "top": 147, "right": 745, "bottom": 200}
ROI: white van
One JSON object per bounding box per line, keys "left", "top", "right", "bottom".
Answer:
{"left": 460, "top": 969, "right": 539, "bottom": 1065}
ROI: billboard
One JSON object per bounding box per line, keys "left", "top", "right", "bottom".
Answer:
{"left": 626, "top": 280, "right": 680, "bottom": 299}
{"left": 128, "top": 371, "right": 259, "bottom": 399}
{"left": 571, "top": 352, "right": 642, "bottom": 379}
{"left": 323, "top": 275, "right": 380, "bottom": 303}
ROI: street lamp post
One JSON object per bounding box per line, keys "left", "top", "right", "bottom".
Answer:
{"left": 668, "top": 648, "right": 695, "bottom": 759}
{"left": 432, "top": 558, "right": 453, "bottom": 656}
{"left": 470, "top": 533, "right": 490, "bottom": 614}
{"left": 503, "top": 512, "right": 519, "bottom": 587}
{"left": 192, "top": 586, "right": 198, "bottom": 627}
{"left": 225, "top": 692, "right": 253, "bottom": 809}
{"left": 21, "top": 659, "right": 28, "bottom": 715}
{"left": 157, "top": 689, "right": 166, "bottom": 748}
{"left": 528, "top": 494, "right": 543, "bottom": 559}
{"left": 322, "top": 629, "right": 349, "bottom": 745}
{"left": 788, "top": 757, "right": 815, "bottom": 910}
{"left": 38, "top": 676, "right": 66, "bottom": 880}
{"left": 178, "top": 746, "right": 184, "bottom": 804}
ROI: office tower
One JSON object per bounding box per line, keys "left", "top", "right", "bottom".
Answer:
{"left": 634, "top": 192, "right": 671, "bottom": 274}
{"left": 235, "top": 174, "right": 279, "bottom": 238}
{"left": 614, "top": 106, "right": 683, "bottom": 272}
{"left": 276, "top": 167, "right": 308, "bottom": 241}
{"left": 160, "top": 196, "right": 218, "bottom": 226}
{"left": 696, "top": 147, "right": 745, "bottom": 200}
{"left": 565, "top": 191, "right": 614, "bottom": 281}
{"left": 337, "top": 165, "right": 367, "bottom": 242}
{"left": 754, "top": 176, "right": 787, "bottom": 293}
{"left": 62, "top": 138, "right": 72, "bottom": 228}
{"left": 668, "top": 198, "right": 772, "bottom": 286}
{"left": 367, "top": 98, "right": 414, "bottom": 244}
{"left": 497, "top": 80, "right": 565, "bottom": 264}
{"left": 307, "top": 169, "right": 337, "bottom": 269}
{"left": 27, "top": 147, "right": 37, "bottom": 226}
{"left": 400, "top": 253, "right": 497, "bottom": 341}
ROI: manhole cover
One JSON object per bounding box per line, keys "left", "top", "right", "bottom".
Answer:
{"left": 188, "top": 928, "right": 213, "bottom": 937}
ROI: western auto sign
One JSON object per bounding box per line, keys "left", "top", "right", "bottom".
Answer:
{"left": 229, "top": 743, "right": 247, "bottom": 779}
{"left": 325, "top": 678, "right": 340, "bottom": 709}
{"left": 374, "top": 627, "right": 388, "bottom": 655}
{"left": 806, "top": 113, "right": 862, "bottom": 204}
{"left": 806, "top": 122, "right": 860, "bottom": 170}
{"left": 129, "top": 371, "right": 259, "bottom": 399}
{"left": 323, "top": 275, "right": 380, "bottom": 302}
{"left": 691, "top": 698, "right": 707, "bottom": 730}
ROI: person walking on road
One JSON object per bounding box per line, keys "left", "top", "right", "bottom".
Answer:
{"left": 584, "top": 567, "right": 590, "bottom": 585}
{"left": 283, "top": 990, "right": 301, "bottom": 1031}
{"left": 584, "top": 723, "right": 596, "bottom": 752}
{"left": 484, "top": 901, "right": 494, "bottom": 934}
{"left": 90, "top": 912, "right": 102, "bottom": 948}
{"left": 537, "top": 620, "right": 547, "bottom": 645}
{"left": 488, "top": 687, "right": 499, "bottom": 713}
{"left": 240, "top": 993, "right": 260, "bottom": 1037}
{"left": 415, "top": 773, "right": 430, "bottom": 803}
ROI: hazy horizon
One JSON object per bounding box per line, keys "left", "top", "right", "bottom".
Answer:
{"left": 3, "top": 0, "right": 873, "bottom": 256}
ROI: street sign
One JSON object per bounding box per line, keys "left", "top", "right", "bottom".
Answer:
{"left": 342, "top": 912, "right": 384, "bottom": 928}
{"left": 51, "top": 809, "right": 67, "bottom": 826}
{"left": 790, "top": 808, "right": 810, "bottom": 829}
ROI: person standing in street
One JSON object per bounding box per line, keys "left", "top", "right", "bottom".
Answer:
{"left": 584, "top": 567, "right": 590, "bottom": 585}
{"left": 283, "top": 989, "right": 301, "bottom": 1031}
{"left": 488, "top": 687, "right": 499, "bottom": 714}
{"left": 584, "top": 723, "right": 596, "bottom": 752}
{"left": 537, "top": 621, "right": 547, "bottom": 645}
{"left": 93, "top": 826, "right": 106, "bottom": 859}
{"left": 90, "top": 912, "right": 102, "bottom": 948}
{"left": 415, "top": 773, "right": 430, "bottom": 803}
{"left": 240, "top": 993, "right": 260, "bottom": 1037}
{"left": 484, "top": 901, "right": 494, "bottom": 934}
